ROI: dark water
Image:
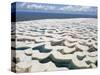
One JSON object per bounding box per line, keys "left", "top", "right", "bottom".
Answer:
{"left": 11, "top": 11, "right": 97, "bottom": 22}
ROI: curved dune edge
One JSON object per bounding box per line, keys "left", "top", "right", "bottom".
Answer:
{"left": 16, "top": 60, "right": 68, "bottom": 73}
{"left": 14, "top": 47, "right": 97, "bottom": 72}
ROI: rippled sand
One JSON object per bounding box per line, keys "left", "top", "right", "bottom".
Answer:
{"left": 11, "top": 18, "right": 97, "bottom": 73}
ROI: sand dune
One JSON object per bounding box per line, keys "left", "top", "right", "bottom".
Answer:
{"left": 11, "top": 18, "right": 97, "bottom": 72}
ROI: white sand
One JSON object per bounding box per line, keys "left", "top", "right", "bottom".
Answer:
{"left": 11, "top": 18, "right": 97, "bottom": 72}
